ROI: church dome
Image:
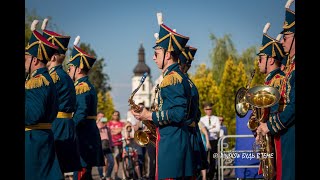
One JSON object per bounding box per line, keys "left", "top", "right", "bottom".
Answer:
{"left": 133, "top": 44, "right": 150, "bottom": 76}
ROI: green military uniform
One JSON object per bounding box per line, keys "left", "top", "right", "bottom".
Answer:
{"left": 67, "top": 38, "right": 105, "bottom": 180}
{"left": 152, "top": 22, "right": 194, "bottom": 179}
{"left": 25, "top": 24, "right": 64, "bottom": 180}
{"left": 256, "top": 21, "right": 286, "bottom": 179}
{"left": 179, "top": 46, "right": 208, "bottom": 175}
{"left": 42, "top": 22, "right": 82, "bottom": 173}
{"left": 266, "top": 4, "right": 295, "bottom": 180}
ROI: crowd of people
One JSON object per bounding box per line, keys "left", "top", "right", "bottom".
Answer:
{"left": 25, "top": 0, "right": 294, "bottom": 179}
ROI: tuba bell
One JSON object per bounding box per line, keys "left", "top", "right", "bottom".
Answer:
{"left": 235, "top": 70, "right": 255, "bottom": 118}
{"left": 245, "top": 85, "right": 280, "bottom": 180}
{"left": 128, "top": 72, "right": 157, "bottom": 147}
{"left": 245, "top": 85, "right": 281, "bottom": 131}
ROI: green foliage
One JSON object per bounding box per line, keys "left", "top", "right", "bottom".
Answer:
{"left": 89, "top": 58, "right": 112, "bottom": 92}
{"left": 238, "top": 46, "right": 257, "bottom": 76}
{"left": 209, "top": 33, "right": 237, "bottom": 84}
{"left": 216, "top": 58, "right": 248, "bottom": 148}
{"left": 189, "top": 64, "right": 219, "bottom": 116}
{"left": 97, "top": 91, "right": 115, "bottom": 120}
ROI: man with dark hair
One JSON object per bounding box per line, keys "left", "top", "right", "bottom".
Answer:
{"left": 25, "top": 20, "right": 64, "bottom": 180}
{"left": 67, "top": 36, "right": 104, "bottom": 180}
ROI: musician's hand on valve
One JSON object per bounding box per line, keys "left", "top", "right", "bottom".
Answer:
{"left": 255, "top": 127, "right": 262, "bottom": 143}
{"left": 131, "top": 108, "right": 152, "bottom": 121}
{"left": 255, "top": 123, "right": 270, "bottom": 143}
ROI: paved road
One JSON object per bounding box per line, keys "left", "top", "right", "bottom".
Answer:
{"left": 64, "top": 161, "right": 126, "bottom": 180}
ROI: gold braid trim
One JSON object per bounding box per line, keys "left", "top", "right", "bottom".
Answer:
{"left": 39, "top": 43, "right": 50, "bottom": 61}
{"left": 50, "top": 71, "right": 60, "bottom": 83}
{"left": 160, "top": 71, "right": 182, "bottom": 88}
{"left": 181, "top": 51, "right": 189, "bottom": 60}
{"left": 25, "top": 74, "right": 50, "bottom": 89}
{"left": 188, "top": 51, "right": 194, "bottom": 60}
{"left": 274, "top": 43, "right": 285, "bottom": 57}
{"left": 259, "top": 41, "right": 273, "bottom": 52}
{"left": 75, "top": 82, "right": 90, "bottom": 95}
{"left": 283, "top": 20, "right": 295, "bottom": 29}
{"left": 269, "top": 117, "right": 278, "bottom": 133}
{"left": 69, "top": 53, "right": 91, "bottom": 69}
{"left": 156, "top": 32, "right": 185, "bottom": 53}
{"left": 171, "top": 35, "right": 184, "bottom": 51}
{"left": 47, "top": 36, "right": 68, "bottom": 51}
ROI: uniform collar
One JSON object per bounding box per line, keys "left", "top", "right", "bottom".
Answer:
{"left": 74, "top": 76, "right": 88, "bottom": 86}
{"left": 31, "top": 67, "right": 47, "bottom": 78}
{"left": 49, "top": 64, "right": 62, "bottom": 74}
{"left": 265, "top": 68, "right": 281, "bottom": 82}
{"left": 163, "top": 63, "right": 179, "bottom": 76}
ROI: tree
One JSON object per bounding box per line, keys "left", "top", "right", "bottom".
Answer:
{"left": 209, "top": 33, "right": 237, "bottom": 84}
{"left": 97, "top": 91, "right": 115, "bottom": 119}
{"left": 189, "top": 64, "right": 219, "bottom": 116}
{"left": 216, "top": 57, "right": 248, "bottom": 148}
{"left": 238, "top": 46, "right": 257, "bottom": 76}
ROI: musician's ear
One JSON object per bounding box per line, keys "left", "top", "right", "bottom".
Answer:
{"left": 164, "top": 51, "right": 171, "bottom": 60}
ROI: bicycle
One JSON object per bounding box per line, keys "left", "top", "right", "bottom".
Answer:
{"left": 118, "top": 132, "right": 142, "bottom": 180}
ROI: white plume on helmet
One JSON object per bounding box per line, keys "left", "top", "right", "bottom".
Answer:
{"left": 31, "top": 20, "right": 39, "bottom": 31}
{"left": 157, "top": 12, "right": 163, "bottom": 25}
{"left": 276, "top": 34, "right": 283, "bottom": 41}
{"left": 285, "top": 0, "right": 294, "bottom": 8}
{"left": 263, "top": 22, "right": 270, "bottom": 34}
{"left": 41, "top": 18, "right": 49, "bottom": 30}
{"left": 154, "top": 33, "right": 159, "bottom": 40}
{"left": 74, "top": 36, "right": 80, "bottom": 46}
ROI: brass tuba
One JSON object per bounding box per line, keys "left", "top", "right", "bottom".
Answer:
{"left": 128, "top": 72, "right": 157, "bottom": 147}
{"left": 245, "top": 85, "right": 281, "bottom": 180}
{"left": 235, "top": 70, "right": 255, "bottom": 118}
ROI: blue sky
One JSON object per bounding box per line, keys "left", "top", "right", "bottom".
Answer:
{"left": 25, "top": 0, "right": 295, "bottom": 118}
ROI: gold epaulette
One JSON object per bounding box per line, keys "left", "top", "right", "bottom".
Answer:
{"left": 75, "top": 82, "right": 90, "bottom": 95}
{"left": 50, "top": 71, "right": 60, "bottom": 83}
{"left": 25, "top": 74, "right": 50, "bottom": 89}
{"left": 269, "top": 74, "right": 283, "bottom": 89}
{"left": 160, "top": 71, "right": 182, "bottom": 88}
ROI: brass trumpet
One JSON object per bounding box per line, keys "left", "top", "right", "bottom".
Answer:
{"left": 128, "top": 72, "right": 157, "bottom": 147}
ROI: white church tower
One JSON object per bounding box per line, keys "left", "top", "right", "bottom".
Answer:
{"left": 132, "top": 43, "right": 152, "bottom": 108}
